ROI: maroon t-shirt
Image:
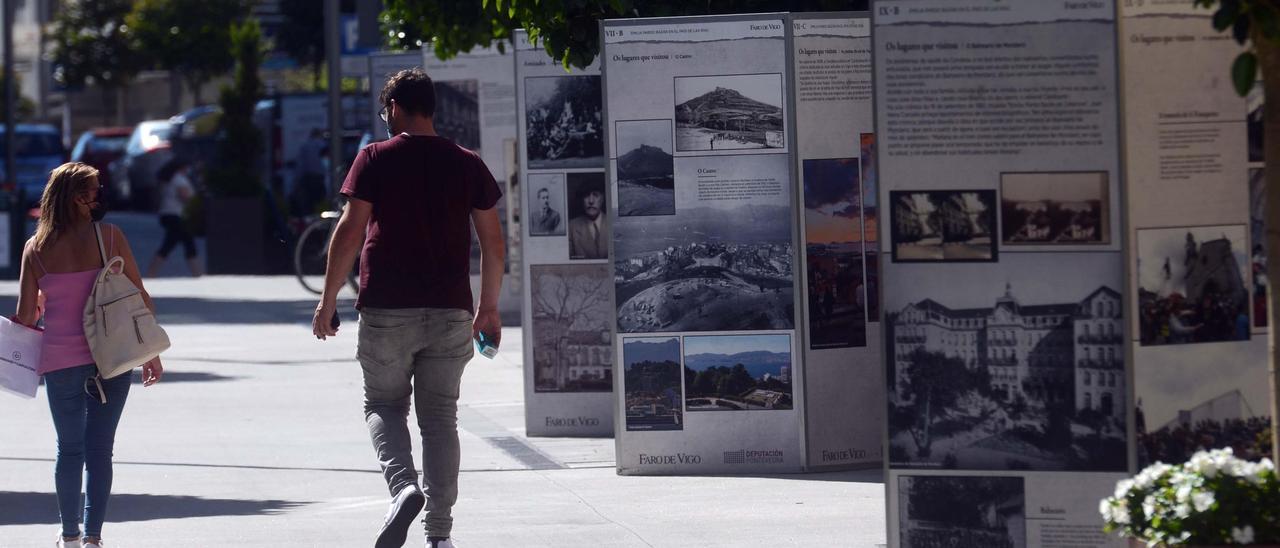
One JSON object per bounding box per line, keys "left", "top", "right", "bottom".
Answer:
{"left": 340, "top": 134, "right": 502, "bottom": 311}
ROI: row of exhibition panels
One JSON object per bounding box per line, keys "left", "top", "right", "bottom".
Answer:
{"left": 370, "top": 2, "right": 1269, "bottom": 545}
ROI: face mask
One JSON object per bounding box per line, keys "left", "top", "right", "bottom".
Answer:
{"left": 89, "top": 201, "right": 107, "bottom": 222}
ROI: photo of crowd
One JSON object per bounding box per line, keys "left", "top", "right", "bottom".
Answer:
{"left": 524, "top": 75, "right": 605, "bottom": 169}
{"left": 1137, "top": 226, "right": 1251, "bottom": 346}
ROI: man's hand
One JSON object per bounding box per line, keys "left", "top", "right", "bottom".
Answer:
{"left": 142, "top": 357, "right": 163, "bottom": 386}
{"left": 473, "top": 307, "right": 501, "bottom": 348}
{"left": 313, "top": 302, "right": 338, "bottom": 340}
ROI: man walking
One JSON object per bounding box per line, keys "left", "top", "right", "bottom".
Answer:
{"left": 312, "top": 68, "right": 505, "bottom": 548}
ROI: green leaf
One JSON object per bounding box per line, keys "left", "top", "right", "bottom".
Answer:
{"left": 1233, "top": 14, "right": 1250, "bottom": 45}
{"left": 1213, "top": 1, "right": 1239, "bottom": 32}
{"left": 1232, "top": 51, "right": 1257, "bottom": 97}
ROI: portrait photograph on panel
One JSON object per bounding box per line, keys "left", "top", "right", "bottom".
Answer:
{"left": 1249, "top": 168, "right": 1268, "bottom": 328}
{"left": 566, "top": 172, "right": 609, "bottom": 260}
{"left": 526, "top": 173, "right": 566, "bottom": 237}
{"left": 1000, "top": 172, "right": 1109, "bottom": 246}
{"left": 531, "top": 264, "right": 613, "bottom": 392}
{"left": 674, "top": 73, "right": 785, "bottom": 152}
{"left": 898, "top": 475, "right": 1026, "bottom": 548}
{"left": 434, "top": 79, "right": 481, "bottom": 151}
{"left": 683, "top": 334, "right": 793, "bottom": 411}
{"left": 890, "top": 190, "right": 997, "bottom": 262}
{"left": 860, "top": 133, "right": 880, "bottom": 321}
{"left": 623, "top": 337, "right": 684, "bottom": 431}
{"left": 803, "top": 157, "right": 867, "bottom": 349}
{"left": 524, "top": 75, "right": 604, "bottom": 169}
{"left": 616, "top": 119, "right": 676, "bottom": 216}
{"left": 1136, "top": 225, "right": 1251, "bottom": 346}
{"left": 885, "top": 254, "right": 1127, "bottom": 471}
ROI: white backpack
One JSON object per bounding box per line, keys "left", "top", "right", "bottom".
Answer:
{"left": 83, "top": 223, "right": 170, "bottom": 379}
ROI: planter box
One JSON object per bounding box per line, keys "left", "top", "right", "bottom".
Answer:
{"left": 1129, "top": 540, "right": 1280, "bottom": 547}
{"left": 205, "top": 196, "right": 266, "bottom": 275}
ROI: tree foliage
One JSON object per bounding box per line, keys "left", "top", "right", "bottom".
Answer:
{"left": 381, "top": 0, "right": 867, "bottom": 69}
{"left": 277, "top": 0, "right": 326, "bottom": 86}
{"left": 0, "top": 72, "right": 36, "bottom": 122}
{"left": 1194, "top": 0, "right": 1280, "bottom": 95}
{"left": 206, "top": 20, "right": 265, "bottom": 198}
{"left": 49, "top": 0, "right": 145, "bottom": 93}
{"left": 127, "top": 0, "right": 249, "bottom": 101}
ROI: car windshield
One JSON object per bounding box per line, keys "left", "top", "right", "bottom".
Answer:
{"left": 0, "top": 132, "right": 65, "bottom": 157}
{"left": 89, "top": 135, "right": 129, "bottom": 154}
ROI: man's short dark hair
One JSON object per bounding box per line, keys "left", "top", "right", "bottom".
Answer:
{"left": 380, "top": 68, "right": 436, "bottom": 117}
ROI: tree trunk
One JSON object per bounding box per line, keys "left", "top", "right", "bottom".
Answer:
{"left": 1255, "top": 37, "right": 1280, "bottom": 464}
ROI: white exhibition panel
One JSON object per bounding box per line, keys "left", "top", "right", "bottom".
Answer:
{"left": 874, "top": 1, "right": 1127, "bottom": 546}
{"left": 516, "top": 31, "right": 615, "bottom": 437}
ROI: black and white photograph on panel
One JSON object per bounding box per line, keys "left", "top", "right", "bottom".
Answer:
{"left": 434, "top": 79, "right": 481, "bottom": 151}
{"left": 898, "top": 475, "right": 1026, "bottom": 548}
{"left": 623, "top": 337, "right": 684, "bottom": 431}
{"left": 885, "top": 253, "right": 1127, "bottom": 471}
{"left": 531, "top": 264, "right": 612, "bottom": 392}
{"left": 1249, "top": 81, "right": 1264, "bottom": 163}
{"left": 683, "top": 334, "right": 793, "bottom": 411}
{"left": 1250, "top": 168, "right": 1268, "bottom": 328}
{"left": 566, "top": 172, "right": 608, "bottom": 260}
{"left": 803, "top": 157, "right": 867, "bottom": 349}
{"left": 614, "top": 154, "right": 795, "bottom": 333}
{"left": 674, "top": 73, "right": 785, "bottom": 152}
{"left": 1136, "top": 225, "right": 1251, "bottom": 346}
{"left": 527, "top": 173, "right": 566, "bottom": 237}
{"left": 616, "top": 119, "right": 675, "bottom": 216}
{"left": 860, "top": 133, "right": 880, "bottom": 321}
{"left": 890, "top": 190, "right": 997, "bottom": 262}
{"left": 524, "top": 75, "right": 604, "bottom": 169}
{"left": 1000, "top": 172, "right": 1109, "bottom": 246}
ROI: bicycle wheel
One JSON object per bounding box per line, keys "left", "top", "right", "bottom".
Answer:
{"left": 294, "top": 218, "right": 334, "bottom": 295}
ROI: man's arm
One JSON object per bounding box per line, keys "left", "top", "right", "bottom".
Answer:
{"left": 313, "top": 198, "right": 371, "bottom": 339}
{"left": 471, "top": 205, "right": 506, "bottom": 345}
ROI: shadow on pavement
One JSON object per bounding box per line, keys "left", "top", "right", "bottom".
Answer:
{"left": 0, "top": 296, "right": 355, "bottom": 326}
{"left": 0, "top": 491, "right": 307, "bottom": 525}
{"left": 143, "top": 371, "right": 240, "bottom": 383}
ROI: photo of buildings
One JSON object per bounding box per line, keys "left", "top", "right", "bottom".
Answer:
{"left": 531, "top": 264, "right": 613, "bottom": 392}
{"left": 1136, "top": 225, "right": 1251, "bottom": 346}
{"left": 898, "top": 475, "right": 1025, "bottom": 548}
{"left": 890, "top": 190, "right": 996, "bottom": 262}
{"left": 1001, "top": 172, "right": 1109, "bottom": 246}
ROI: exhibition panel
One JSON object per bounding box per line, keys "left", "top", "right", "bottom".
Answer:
{"left": 874, "top": 1, "right": 1128, "bottom": 545}
{"left": 1119, "top": 3, "right": 1272, "bottom": 469}
{"left": 516, "top": 31, "right": 615, "bottom": 437}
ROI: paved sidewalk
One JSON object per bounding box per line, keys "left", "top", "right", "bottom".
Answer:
{"left": 0, "top": 277, "right": 887, "bottom": 547}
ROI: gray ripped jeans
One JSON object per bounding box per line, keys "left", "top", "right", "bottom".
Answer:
{"left": 358, "top": 307, "right": 474, "bottom": 538}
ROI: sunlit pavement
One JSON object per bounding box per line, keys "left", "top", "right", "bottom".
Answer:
{"left": 0, "top": 243, "right": 886, "bottom": 547}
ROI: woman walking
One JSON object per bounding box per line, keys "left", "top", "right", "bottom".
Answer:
{"left": 15, "top": 162, "right": 164, "bottom": 548}
{"left": 146, "top": 159, "right": 201, "bottom": 277}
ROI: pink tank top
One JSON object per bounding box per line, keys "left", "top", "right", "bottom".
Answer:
{"left": 33, "top": 229, "right": 112, "bottom": 375}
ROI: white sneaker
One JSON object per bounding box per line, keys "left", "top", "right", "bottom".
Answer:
{"left": 376, "top": 484, "right": 425, "bottom": 548}
{"left": 83, "top": 541, "right": 101, "bottom": 548}
{"left": 56, "top": 537, "right": 81, "bottom": 548}
{"left": 428, "top": 539, "right": 455, "bottom": 548}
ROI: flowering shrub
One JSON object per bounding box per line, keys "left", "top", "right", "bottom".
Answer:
{"left": 1100, "top": 448, "right": 1280, "bottom": 545}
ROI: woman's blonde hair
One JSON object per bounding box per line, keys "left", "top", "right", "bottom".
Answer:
{"left": 32, "top": 162, "right": 99, "bottom": 251}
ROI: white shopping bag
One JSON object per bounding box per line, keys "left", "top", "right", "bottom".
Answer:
{"left": 0, "top": 316, "right": 42, "bottom": 398}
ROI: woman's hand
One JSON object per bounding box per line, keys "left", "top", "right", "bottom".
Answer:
{"left": 142, "top": 356, "right": 163, "bottom": 386}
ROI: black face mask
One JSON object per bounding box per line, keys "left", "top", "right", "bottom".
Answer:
{"left": 89, "top": 201, "right": 107, "bottom": 222}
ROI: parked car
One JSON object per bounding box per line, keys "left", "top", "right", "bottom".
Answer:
{"left": 110, "top": 119, "right": 174, "bottom": 210}
{"left": 69, "top": 126, "right": 133, "bottom": 206}
{"left": 0, "top": 124, "right": 67, "bottom": 204}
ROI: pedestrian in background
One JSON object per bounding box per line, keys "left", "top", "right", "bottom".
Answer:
{"left": 312, "top": 68, "right": 505, "bottom": 548}
{"left": 16, "top": 162, "right": 164, "bottom": 548}
{"left": 146, "top": 159, "right": 202, "bottom": 277}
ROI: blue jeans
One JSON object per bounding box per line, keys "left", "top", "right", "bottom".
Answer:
{"left": 44, "top": 364, "right": 132, "bottom": 539}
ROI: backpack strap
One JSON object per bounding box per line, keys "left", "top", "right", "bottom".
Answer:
{"left": 93, "top": 222, "right": 108, "bottom": 268}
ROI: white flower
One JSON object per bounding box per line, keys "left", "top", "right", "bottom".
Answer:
{"left": 1172, "top": 502, "right": 1190, "bottom": 519}
{"left": 1190, "top": 490, "right": 1215, "bottom": 513}
{"left": 1113, "top": 478, "right": 1135, "bottom": 499}
{"left": 1142, "top": 494, "right": 1158, "bottom": 519}
{"left": 1135, "top": 462, "right": 1173, "bottom": 489}
{"left": 1231, "top": 525, "right": 1255, "bottom": 545}
{"left": 1099, "top": 498, "right": 1131, "bottom": 525}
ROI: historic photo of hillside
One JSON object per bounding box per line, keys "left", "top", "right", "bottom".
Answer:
{"left": 616, "top": 119, "right": 675, "bottom": 216}
{"left": 890, "top": 190, "right": 996, "bottom": 262}
{"left": 614, "top": 205, "right": 794, "bottom": 333}
{"left": 674, "top": 73, "right": 785, "bottom": 152}
{"left": 886, "top": 257, "right": 1127, "bottom": 471}
{"left": 623, "top": 337, "right": 684, "bottom": 431}
{"left": 434, "top": 79, "right": 480, "bottom": 151}
{"left": 684, "top": 334, "right": 793, "bottom": 411}
{"left": 898, "top": 476, "right": 1026, "bottom": 548}
{"left": 1001, "top": 172, "right": 1109, "bottom": 246}
{"left": 1137, "top": 225, "right": 1251, "bottom": 346}
{"left": 524, "top": 75, "right": 603, "bottom": 169}
{"left": 804, "top": 157, "right": 867, "bottom": 349}
{"left": 531, "top": 264, "right": 613, "bottom": 393}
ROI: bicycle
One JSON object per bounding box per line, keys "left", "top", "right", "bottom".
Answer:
{"left": 293, "top": 201, "right": 360, "bottom": 295}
